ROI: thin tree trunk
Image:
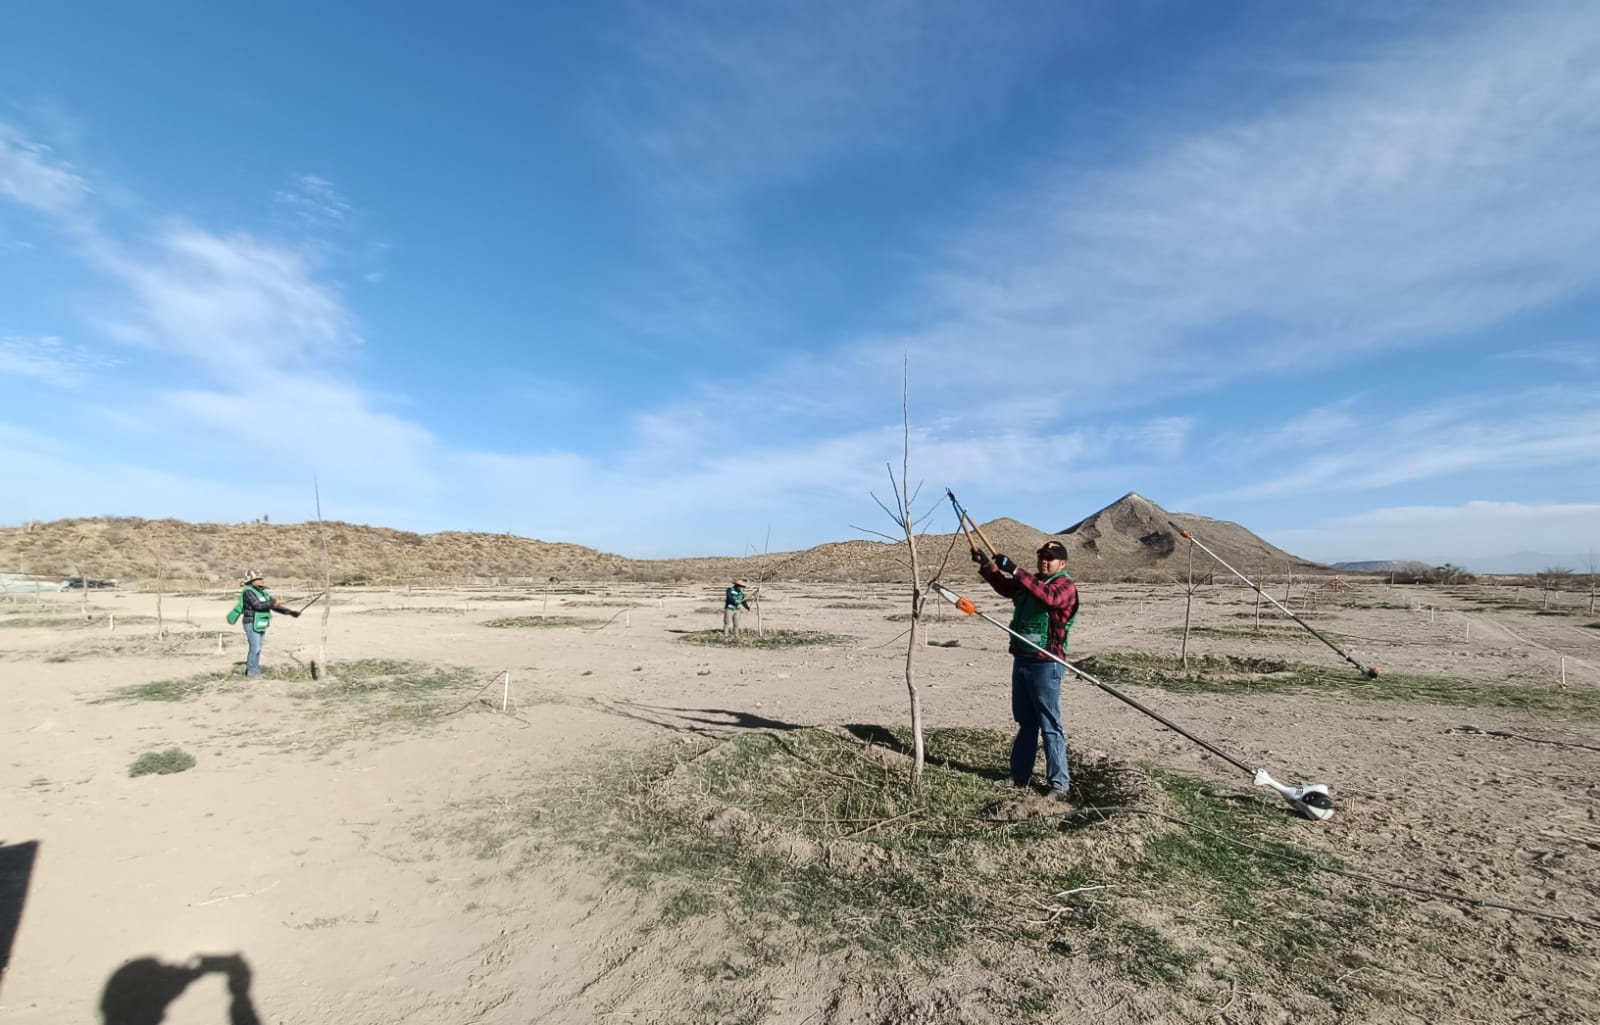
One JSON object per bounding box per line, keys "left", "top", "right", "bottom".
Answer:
{"left": 1181, "top": 540, "right": 1195, "bottom": 671}
{"left": 888, "top": 362, "right": 924, "bottom": 794}
{"left": 1253, "top": 564, "right": 1263, "bottom": 631}
{"left": 154, "top": 554, "right": 165, "bottom": 639}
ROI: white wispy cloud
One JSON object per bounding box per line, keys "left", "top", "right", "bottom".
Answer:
{"left": 0, "top": 123, "right": 90, "bottom": 216}
{"left": 95, "top": 226, "right": 361, "bottom": 370}
{"left": 274, "top": 174, "right": 352, "bottom": 228}
{"left": 1494, "top": 343, "right": 1600, "bottom": 373}
{"left": 588, "top": 0, "right": 1076, "bottom": 337}
{"left": 0, "top": 335, "right": 116, "bottom": 386}
{"left": 0, "top": 124, "right": 398, "bottom": 501}
{"left": 161, "top": 372, "right": 440, "bottom": 491}
{"left": 1273, "top": 500, "right": 1600, "bottom": 564}
{"left": 1191, "top": 386, "right": 1600, "bottom": 504}
{"left": 598, "top": 1, "right": 1066, "bottom": 221}
{"left": 596, "top": 3, "right": 1600, "bottom": 462}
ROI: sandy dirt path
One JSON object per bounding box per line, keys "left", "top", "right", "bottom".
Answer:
{"left": 3, "top": 580, "right": 1599, "bottom": 1023}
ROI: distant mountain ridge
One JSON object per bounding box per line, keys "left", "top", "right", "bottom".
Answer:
{"left": 1330, "top": 554, "right": 1594, "bottom": 575}
{"left": 0, "top": 495, "right": 1326, "bottom": 585}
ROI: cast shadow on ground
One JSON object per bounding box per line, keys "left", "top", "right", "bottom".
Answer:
{"left": 589, "top": 698, "right": 804, "bottom": 736}
{"left": 842, "top": 723, "right": 1010, "bottom": 783}
{"left": 101, "top": 953, "right": 261, "bottom": 1025}
{"left": 0, "top": 839, "right": 39, "bottom": 996}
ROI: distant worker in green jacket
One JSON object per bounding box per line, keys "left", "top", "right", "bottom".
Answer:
{"left": 723, "top": 579, "right": 752, "bottom": 635}
{"left": 227, "top": 570, "right": 300, "bottom": 677}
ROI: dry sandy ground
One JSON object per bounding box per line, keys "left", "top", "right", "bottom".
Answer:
{"left": 3, "top": 578, "right": 1599, "bottom": 1024}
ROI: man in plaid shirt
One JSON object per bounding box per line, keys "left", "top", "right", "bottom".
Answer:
{"left": 975, "top": 540, "right": 1080, "bottom": 801}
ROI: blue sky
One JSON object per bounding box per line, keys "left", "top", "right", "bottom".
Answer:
{"left": 2, "top": 2, "right": 1597, "bottom": 567}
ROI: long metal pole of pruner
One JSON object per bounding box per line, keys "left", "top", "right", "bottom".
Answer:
{"left": 927, "top": 580, "right": 1334, "bottom": 820}
{"left": 929, "top": 580, "right": 1253, "bottom": 774}
{"left": 946, "top": 489, "right": 997, "bottom": 558}
{"left": 1168, "top": 522, "right": 1380, "bottom": 679}
{"left": 295, "top": 591, "right": 326, "bottom": 614}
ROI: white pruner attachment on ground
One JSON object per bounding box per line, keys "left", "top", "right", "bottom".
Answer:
{"left": 1254, "top": 769, "right": 1335, "bottom": 821}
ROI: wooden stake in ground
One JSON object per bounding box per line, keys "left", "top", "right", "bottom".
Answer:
{"left": 147, "top": 541, "right": 166, "bottom": 640}
{"left": 313, "top": 476, "right": 332, "bottom": 669}
{"left": 1180, "top": 538, "right": 1197, "bottom": 671}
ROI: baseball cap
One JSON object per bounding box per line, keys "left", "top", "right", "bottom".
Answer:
{"left": 1036, "top": 541, "right": 1069, "bottom": 561}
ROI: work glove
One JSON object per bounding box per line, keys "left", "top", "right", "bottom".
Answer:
{"left": 994, "top": 554, "right": 1016, "bottom": 574}
{"left": 291, "top": 610, "right": 302, "bottom": 618}
{"left": 969, "top": 548, "right": 990, "bottom": 566}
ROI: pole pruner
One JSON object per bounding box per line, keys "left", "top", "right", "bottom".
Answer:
{"left": 928, "top": 579, "right": 1335, "bottom": 821}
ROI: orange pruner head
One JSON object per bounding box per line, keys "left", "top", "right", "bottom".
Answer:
{"left": 955, "top": 596, "right": 977, "bottom": 615}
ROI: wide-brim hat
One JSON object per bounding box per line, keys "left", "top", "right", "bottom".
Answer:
{"left": 733, "top": 579, "right": 747, "bottom": 587}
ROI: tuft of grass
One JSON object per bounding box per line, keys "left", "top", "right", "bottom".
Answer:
{"left": 1164, "top": 624, "right": 1345, "bottom": 642}
{"left": 444, "top": 727, "right": 1408, "bottom": 1018}
{"left": 93, "top": 659, "right": 493, "bottom": 748}
{"left": 1077, "top": 652, "right": 1600, "bottom": 718}
{"left": 129, "top": 747, "right": 196, "bottom": 777}
{"left": 817, "top": 601, "right": 888, "bottom": 610}
{"left": 482, "top": 615, "right": 602, "bottom": 628}
{"left": 676, "top": 629, "right": 852, "bottom": 649}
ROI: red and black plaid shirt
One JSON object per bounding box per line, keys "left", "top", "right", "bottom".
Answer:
{"left": 978, "top": 563, "right": 1079, "bottom": 659}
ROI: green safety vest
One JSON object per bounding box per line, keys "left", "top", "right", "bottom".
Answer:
{"left": 1009, "top": 570, "right": 1074, "bottom": 657}
{"left": 228, "top": 586, "right": 273, "bottom": 633}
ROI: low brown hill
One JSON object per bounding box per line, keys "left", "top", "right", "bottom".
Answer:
{"left": 0, "top": 517, "right": 630, "bottom": 587}
{"left": 1059, "top": 492, "right": 1325, "bottom": 576}
{"left": 1, "top": 500, "right": 1323, "bottom": 588}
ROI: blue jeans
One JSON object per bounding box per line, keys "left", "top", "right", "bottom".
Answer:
{"left": 1011, "top": 656, "right": 1069, "bottom": 790}
{"left": 244, "top": 626, "right": 265, "bottom": 677}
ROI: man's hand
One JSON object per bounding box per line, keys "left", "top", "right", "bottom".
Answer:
{"left": 291, "top": 610, "right": 302, "bottom": 618}
{"left": 994, "top": 554, "right": 1016, "bottom": 574}
{"left": 969, "top": 548, "right": 991, "bottom": 565}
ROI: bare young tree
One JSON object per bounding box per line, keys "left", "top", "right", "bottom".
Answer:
{"left": 70, "top": 530, "right": 94, "bottom": 621}
{"left": 1536, "top": 566, "right": 1575, "bottom": 609}
{"left": 865, "top": 365, "right": 929, "bottom": 793}
{"left": 1589, "top": 550, "right": 1596, "bottom": 616}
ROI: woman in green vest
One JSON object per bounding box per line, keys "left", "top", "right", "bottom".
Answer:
{"left": 227, "top": 570, "right": 301, "bottom": 677}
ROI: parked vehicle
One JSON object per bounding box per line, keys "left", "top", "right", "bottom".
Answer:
{"left": 60, "top": 577, "right": 115, "bottom": 589}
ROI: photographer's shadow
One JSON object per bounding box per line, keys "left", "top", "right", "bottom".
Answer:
{"left": 101, "top": 953, "right": 260, "bottom": 1025}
